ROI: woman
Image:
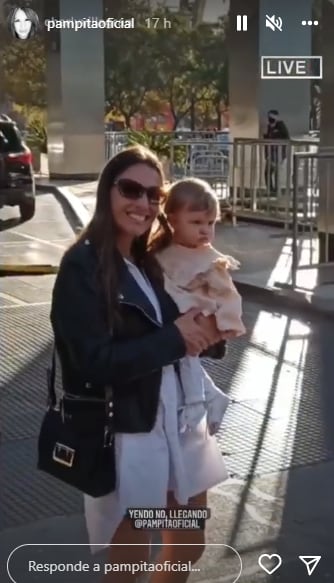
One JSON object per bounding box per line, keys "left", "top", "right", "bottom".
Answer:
{"left": 8, "top": 7, "right": 39, "bottom": 40}
{"left": 51, "top": 145, "right": 229, "bottom": 582}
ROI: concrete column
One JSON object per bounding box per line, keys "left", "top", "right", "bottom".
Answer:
{"left": 45, "top": 0, "right": 105, "bottom": 179}
{"left": 319, "top": 0, "right": 334, "bottom": 261}
{"left": 229, "top": 0, "right": 312, "bottom": 140}
{"left": 229, "top": 0, "right": 260, "bottom": 139}
{"left": 259, "top": 0, "right": 312, "bottom": 136}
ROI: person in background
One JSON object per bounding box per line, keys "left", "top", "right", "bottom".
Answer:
{"left": 263, "top": 109, "right": 290, "bottom": 194}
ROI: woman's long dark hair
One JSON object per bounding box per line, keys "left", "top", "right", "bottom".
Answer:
{"left": 72, "top": 145, "right": 165, "bottom": 327}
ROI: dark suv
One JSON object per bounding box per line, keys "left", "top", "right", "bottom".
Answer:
{"left": 0, "top": 115, "right": 35, "bottom": 221}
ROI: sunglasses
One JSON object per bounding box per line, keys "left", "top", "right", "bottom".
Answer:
{"left": 114, "top": 178, "right": 164, "bottom": 205}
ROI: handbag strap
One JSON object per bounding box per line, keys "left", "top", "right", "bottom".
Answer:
{"left": 47, "top": 345, "right": 114, "bottom": 418}
{"left": 47, "top": 345, "right": 57, "bottom": 408}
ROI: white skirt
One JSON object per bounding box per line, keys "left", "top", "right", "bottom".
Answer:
{"left": 84, "top": 365, "right": 228, "bottom": 552}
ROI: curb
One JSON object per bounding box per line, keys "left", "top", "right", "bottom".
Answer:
{"left": 36, "top": 183, "right": 334, "bottom": 319}
{"left": 0, "top": 264, "right": 58, "bottom": 276}
{"left": 36, "top": 184, "right": 90, "bottom": 230}
{"left": 235, "top": 280, "right": 334, "bottom": 320}
{"left": 0, "top": 186, "right": 86, "bottom": 278}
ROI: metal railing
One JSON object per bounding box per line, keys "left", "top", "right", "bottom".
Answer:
{"left": 169, "top": 138, "right": 231, "bottom": 198}
{"left": 105, "top": 131, "right": 128, "bottom": 159}
{"left": 105, "top": 130, "right": 230, "bottom": 161}
{"left": 104, "top": 134, "right": 333, "bottom": 243}
{"left": 289, "top": 151, "right": 334, "bottom": 290}
{"left": 231, "top": 138, "right": 319, "bottom": 227}
{"left": 32, "top": 129, "right": 333, "bottom": 293}
{"left": 105, "top": 131, "right": 232, "bottom": 199}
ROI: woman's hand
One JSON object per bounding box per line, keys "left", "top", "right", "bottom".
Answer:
{"left": 197, "top": 316, "right": 240, "bottom": 341}
{"left": 174, "top": 309, "right": 215, "bottom": 356}
{"left": 195, "top": 314, "right": 222, "bottom": 344}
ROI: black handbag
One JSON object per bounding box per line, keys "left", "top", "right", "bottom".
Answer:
{"left": 37, "top": 347, "right": 116, "bottom": 497}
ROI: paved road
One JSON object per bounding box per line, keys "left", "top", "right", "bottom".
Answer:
{"left": 0, "top": 191, "right": 74, "bottom": 274}
{"left": 1, "top": 193, "right": 334, "bottom": 582}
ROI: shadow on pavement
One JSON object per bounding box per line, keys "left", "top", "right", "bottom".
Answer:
{"left": 211, "top": 303, "right": 334, "bottom": 582}
{"left": 1, "top": 296, "right": 334, "bottom": 581}
{"left": 273, "top": 313, "right": 334, "bottom": 581}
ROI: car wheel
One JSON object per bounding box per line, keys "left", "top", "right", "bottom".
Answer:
{"left": 19, "top": 198, "right": 36, "bottom": 221}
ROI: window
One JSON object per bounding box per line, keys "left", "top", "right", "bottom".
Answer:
{"left": 0, "top": 123, "right": 23, "bottom": 153}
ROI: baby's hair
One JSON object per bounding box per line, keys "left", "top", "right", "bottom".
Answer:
{"left": 149, "top": 178, "right": 219, "bottom": 254}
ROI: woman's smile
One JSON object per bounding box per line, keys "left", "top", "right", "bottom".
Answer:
{"left": 126, "top": 210, "right": 151, "bottom": 224}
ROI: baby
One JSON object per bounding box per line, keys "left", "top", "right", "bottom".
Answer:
{"left": 150, "top": 178, "right": 246, "bottom": 434}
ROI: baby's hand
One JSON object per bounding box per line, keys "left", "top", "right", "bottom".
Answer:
{"left": 178, "top": 403, "right": 206, "bottom": 432}
{"left": 221, "top": 330, "right": 239, "bottom": 339}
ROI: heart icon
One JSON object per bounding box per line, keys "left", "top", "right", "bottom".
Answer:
{"left": 258, "top": 554, "right": 282, "bottom": 575}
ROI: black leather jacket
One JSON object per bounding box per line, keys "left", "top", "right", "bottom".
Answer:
{"left": 51, "top": 238, "right": 225, "bottom": 433}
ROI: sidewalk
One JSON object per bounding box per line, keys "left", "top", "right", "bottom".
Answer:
{"left": 36, "top": 179, "right": 334, "bottom": 317}
{"left": 2, "top": 288, "right": 334, "bottom": 581}
{"left": 2, "top": 182, "right": 334, "bottom": 581}
{"left": 2, "top": 462, "right": 334, "bottom": 581}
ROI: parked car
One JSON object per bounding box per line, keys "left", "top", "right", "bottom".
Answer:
{"left": 0, "top": 114, "right": 35, "bottom": 221}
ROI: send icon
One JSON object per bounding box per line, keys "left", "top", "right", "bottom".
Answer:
{"left": 299, "top": 556, "right": 321, "bottom": 576}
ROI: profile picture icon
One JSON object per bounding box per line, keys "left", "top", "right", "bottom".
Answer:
{"left": 7, "top": 6, "right": 39, "bottom": 40}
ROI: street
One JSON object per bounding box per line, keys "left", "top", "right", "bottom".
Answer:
{"left": 1, "top": 192, "right": 334, "bottom": 582}
{"left": 0, "top": 191, "right": 75, "bottom": 279}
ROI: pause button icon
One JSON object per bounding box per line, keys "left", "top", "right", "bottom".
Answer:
{"left": 236, "top": 14, "right": 248, "bottom": 31}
